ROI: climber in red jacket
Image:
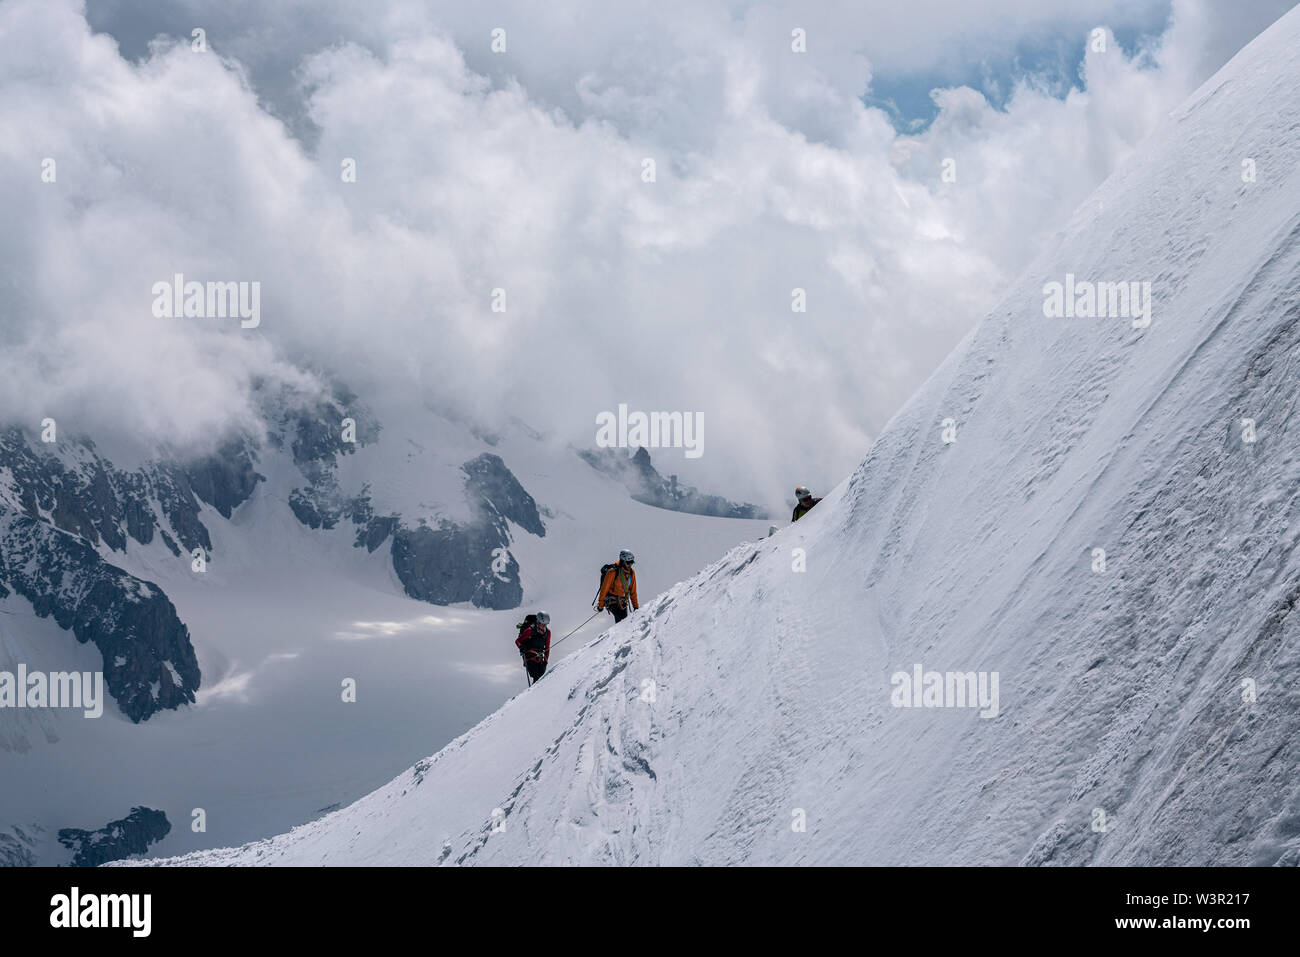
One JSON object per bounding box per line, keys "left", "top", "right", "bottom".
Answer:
{"left": 516, "top": 611, "right": 551, "bottom": 684}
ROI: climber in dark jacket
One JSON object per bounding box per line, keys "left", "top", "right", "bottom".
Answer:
{"left": 516, "top": 611, "right": 551, "bottom": 683}
{"left": 792, "top": 486, "right": 822, "bottom": 522}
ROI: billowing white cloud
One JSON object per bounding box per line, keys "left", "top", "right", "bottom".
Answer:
{"left": 1, "top": 0, "right": 1293, "bottom": 501}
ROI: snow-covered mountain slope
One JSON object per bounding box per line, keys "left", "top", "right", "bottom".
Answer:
{"left": 145, "top": 5, "right": 1300, "bottom": 866}
{"left": 1, "top": 399, "right": 768, "bottom": 863}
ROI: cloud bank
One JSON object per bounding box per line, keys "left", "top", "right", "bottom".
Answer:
{"left": 1, "top": 0, "right": 1293, "bottom": 502}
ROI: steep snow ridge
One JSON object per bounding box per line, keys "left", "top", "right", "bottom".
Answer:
{"left": 144, "top": 6, "right": 1300, "bottom": 866}
{"left": 132, "top": 539, "right": 825, "bottom": 866}
{"left": 828, "top": 9, "right": 1300, "bottom": 865}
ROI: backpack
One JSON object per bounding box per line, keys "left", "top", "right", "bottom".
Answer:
{"left": 516, "top": 615, "right": 547, "bottom": 657}
{"left": 594, "top": 563, "right": 620, "bottom": 608}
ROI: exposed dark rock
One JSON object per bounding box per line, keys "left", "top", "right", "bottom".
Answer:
{"left": 185, "top": 438, "right": 262, "bottom": 519}
{"left": 58, "top": 807, "right": 170, "bottom": 867}
{"left": 0, "top": 427, "right": 262, "bottom": 559}
{"left": 0, "top": 510, "right": 200, "bottom": 722}
{"left": 464, "top": 452, "right": 545, "bottom": 536}
{"left": 356, "top": 514, "right": 399, "bottom": 553}
{"left": 288, "top": 486, "right": 335, "bottom": 529}
{"left": 0, "top": 387, "right": 383, "bottom": 724}
{"left": 391, "top": 521, "right": 523, "bottom": 610}
{"left": 472, "top": 557, "right": 523, "bottom": 609}
{"left": 284, "top": 383, "right": 380, "bottom": 472}
{"left": 0, "top": 382, "right": 547, "bottom": 718}
{"left": 145, "top": 463, "right": 212, "bottom": 556}
{"left": 580, "top": 445, "right": 768, "bottom": 519}
{"left": 386, "top": 454, "right": 545, "bottom": 610}
{"left": 277, "top": 390, "right": 385, "bottom": 534}
{"left": 277, "top": 409, "right": 545, "bottom": 609}
{"left": 118, "top": 472, "right": 157, "bottom": 547}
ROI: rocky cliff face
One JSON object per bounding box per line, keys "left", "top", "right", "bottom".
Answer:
{"left": 273, "top": 383, "right": 547, "bottom": 608}
{"left": 0, "top": 512, "right": 200, "bottom": 722}
{"left": 0, "top": 383, "right": 552, "bottom": 721}
{"left": 390, "top": 453, "right": 545, "bottom": 609}
{"left": 277, "top": 383, "right": 387, "bottom": 536}
{"left": 0, "top": 428, "right": 262, "bottom": 558}
{"left": 0, "top": 421, "right": 265, "bottom": 721}
{"left": 58, "top": 806, "right": 171, "bottom": 866}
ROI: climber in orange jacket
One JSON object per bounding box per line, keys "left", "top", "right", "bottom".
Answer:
{"left": 595, "top": 549, "right": 639, "bottom": 623}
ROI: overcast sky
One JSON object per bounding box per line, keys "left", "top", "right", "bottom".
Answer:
{"left": 2, "top": 0, "right": 1295, "bottom": 505}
